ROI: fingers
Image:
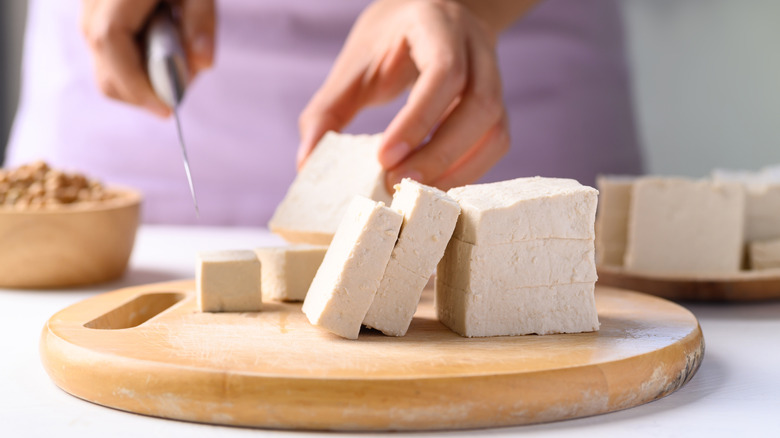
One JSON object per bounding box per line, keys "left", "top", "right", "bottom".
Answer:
{"left": 378, "top": 10, "right": 468, "bottom": 169}
{"left": 431, "top": 114, "right": 510, "bottom": 191}
{"left": 386, "top": 28, "right": 503, "bottom": 189}
{"left": 296, "top": 107, "right": 354, "bottom": 170}
{"left": 296, "top": 35, "right": 369, "bottom": 169}
{"left": 82, "top": 0, "right": 170, "bottom": 116}
{"left": 297, "top": 29, "right": 417, "bottom": 170}
{"left": 181, "top": 0, "right": 216, "bottom": 75}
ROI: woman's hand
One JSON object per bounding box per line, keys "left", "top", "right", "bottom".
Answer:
{"left": 298, "top": 0, "right": 532, "bottom": 191}
{"left": 81, "top": 0, "right": 216, "bottom": 117}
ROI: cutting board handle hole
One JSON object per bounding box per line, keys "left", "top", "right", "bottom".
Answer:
{"left": 84, "top": 292, "right": 185, "bottom": 330}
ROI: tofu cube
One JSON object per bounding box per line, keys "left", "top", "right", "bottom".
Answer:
{"left": 750, "top": 238, "right": 780, "bottom": 270}
{"left": 302, "top": 196, "right": 402, "bottom": 339}
{"left": 624, "top": 178, "right": 745, "bottom": 274}
{"left": 197, "top": 250, "right": 262, "bottom": 312}
{"left": 437, "top": 237, "right": 597, "bottom": 292}
{"left": 362, "top": 179, "right": 461, "bottom": 336}
{"left": 268, "top": 132, "right": 392, "bottom": 245}
{"left": 436, "top": 280, "right": 599, "bottom": 338}
{"left": 448, "top": 177, "right": 598, "bottom": 246}
{"left": 712, "top": 170, "right": 780, "bottom": 242}
{"left": 254, "top": 244, "right": 328, "bottom": 302}
{"left": 742, "top": 184, "right": 780, "bottom": 242}
{"left": 595, "top": 175, "right": 635, "bottom": 266}
{"left": 436, "top": 176, "right": 599, "bottom": 338}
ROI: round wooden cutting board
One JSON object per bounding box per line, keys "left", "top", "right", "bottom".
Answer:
{"left": 40, "top": 281, "right": 703, "bottom": 431}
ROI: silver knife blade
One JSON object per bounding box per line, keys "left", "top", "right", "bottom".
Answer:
{"left": 172, "top": 105, "right": 199, "bottom": 218}
{"left": 146, "top": 3, "right": 200, "bottom": 217}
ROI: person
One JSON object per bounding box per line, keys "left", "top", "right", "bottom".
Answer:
{"left": 6, "top": 0, "right": 642, "bottom": 226}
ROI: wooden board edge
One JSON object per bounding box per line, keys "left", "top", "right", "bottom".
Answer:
{"left": 38, "top": 315, "right": 705, "bottom": 431}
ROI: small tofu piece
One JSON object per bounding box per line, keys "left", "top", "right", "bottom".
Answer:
{"left": 382, "top": 179, "right": 462, "bottom": 277}
{"left": 595, "top": 176, "right": 636, "bottom": 266}
{"left": 254, "top": 244, "right": 328, "bottom": 302}
{"left": 436, "top": 280, "right": 599, "bottom": 338}
{"left": 362, "top": 179, "right": 461, "bottom": 336}
{"left": 363, "top": 259, "right": 429, "bottom": 336}
{"left": 750, "top": 238, "right": 780, "bottom": 270}
{"left": 197, "top": 250, "right": 262, "bottom": 312}
{"left": 742, "top": 184, "right": 780, "bottom": 242}
{"left": 437, "top": 237, "right": 597, "bottom": 292}
{"left": 269, "top": 132, "right": 392, "bottom": 245}
{"left": 302, "top": 196, "right": 402, "bottom": 339}
{"left": 624, "top": 178, "right": 745, "bottom": 274}
{"left": 713, "top": 170, "right": 780, "bottom": 242}
{"left": 448, "top": 177, "right": 598, "bottom": 246}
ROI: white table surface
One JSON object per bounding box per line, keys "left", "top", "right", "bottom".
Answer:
{"left": 2, "top": 225, "right": 779, "bottom": 437}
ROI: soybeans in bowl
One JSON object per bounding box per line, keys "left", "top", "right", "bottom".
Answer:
{"left": 0, "top": 161, "right": 142, "bottom": 288}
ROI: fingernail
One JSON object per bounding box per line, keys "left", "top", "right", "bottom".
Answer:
{"left": 387, "top": 169, "right": 423, "bottom": 187}
{"left": 297, "top": 130, "right": 316, "bottom": 169}
{"left": 296, "top": 144, "right": 309, "bottom": 170}
{"left": 191, "top": 34, "right": 213, "bottom": 56}
{"left": 191, "top": 34, "right": 214, "bottom": 68}
{"left": 382, "top": 141, "right": 411, "bottom": 168}
{"left": 145, "top": 98, "right": 170, "bottom": 118}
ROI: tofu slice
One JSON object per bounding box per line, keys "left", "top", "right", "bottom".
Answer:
{"left": 448, "top": 177, "right": 598, "bottom": 246}
{"left": 436, "top": 280, "right": 599, "bottom": 338}
{"left": 742, "top": 183, "right": 780, "bottom": 242}
{"left": 749, "top": 238, "right": 780, "bottom": 270}
{"left": 363, "top": 259, "right": 430, "bottom": 336}
{"left": 197, "top": 250, "right": 262, "bottom": 312}
{"left": 268, "top": 132, "right": 392, "bottom": 245}
{"left": 624, "top": 178, "right": 745, "bottom": 274}
{"left": 437, "top": 237, "right": 597, "bottom": 292}
{"left": 254, "top": 244, "right": 328, "bottom": 302}
{"left": 712, "top": 170, "right": 780, "bottom": 242}
{"left": 362, "top": 179, "right": 461, "bottom": 336}
{"left": 302, "top": 196, "right": 402, "bottom": 339}
{"left": 595, "top": 176, "right": 636, "bottom": 266}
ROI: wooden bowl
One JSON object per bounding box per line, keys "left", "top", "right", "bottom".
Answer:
{"left": 0, "top": 188, "right": 142, "bottom": 289}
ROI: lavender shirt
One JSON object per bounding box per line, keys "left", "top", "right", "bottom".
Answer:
{"left": 8, "top": 0, "right": 641, "bottom": 226}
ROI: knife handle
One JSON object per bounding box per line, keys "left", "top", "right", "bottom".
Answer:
{"left": 145, "top": 3, "right": 189, "bottom": 108}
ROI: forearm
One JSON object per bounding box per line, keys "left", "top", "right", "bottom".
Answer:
{"left": 454, "top": 0, "right": 541, "bottom": 34}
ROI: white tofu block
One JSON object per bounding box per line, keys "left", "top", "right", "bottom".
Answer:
{"left": 595, "top": 176, "right": 635, "bottom": 266}
{"left": 254, "top": 244, "right": 328, "bottom": 302}
{"left": 302, "top": 196, "right": 402, "bottom": 339}
{"left": 268, "top": 132, "right": 392, "bottom": 245}
{"left": 711, "top": 168, "right": 768, "bottom": 186}
{"left": 437, "top": 237, "right": 597, "bottom": 291}
{"left": 750, "top": 238, "right": 780, "bottom": 270}
{"left": 362, "top": 258, "right": 429, "bottom": 336}
{"left": 713, "top": 171, "right": 780, "bottom": 242}
{"left": 384, "top": 178, "right": 462, "bottom": 277}
{"left": 361, "top": 179, "right": 461, "bottom": 336}
{"left": 436, "top": 280, "right": 599, "bottom": 338}
{"left": 743, "top": 184, "right": 780, "bottom": 242}
{"left": 197, "top": 250, "right": 262, "bottom": 312}
{"left": 448, "top": 177, "right": 598, "bottom": 246}
{"left": 624, "top": 178, "right": 745, "bottom": 274}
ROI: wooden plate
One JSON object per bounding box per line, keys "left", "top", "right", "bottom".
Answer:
{"left": 597, "top": 264, "right": 780, "bottom": 302}
{"left": 40, "top": 280, "right": 703, "bottom": 431}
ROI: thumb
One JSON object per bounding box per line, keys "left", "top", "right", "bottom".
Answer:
{"left": 181, "top": 0, "right": 216, "bottom": 76}
{"left": 297, "top": 78, "right": 363, "bottom": 170}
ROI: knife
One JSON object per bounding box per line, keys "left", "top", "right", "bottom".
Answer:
{"left": 145, "top": 2, "right": 199, "bottom": 217}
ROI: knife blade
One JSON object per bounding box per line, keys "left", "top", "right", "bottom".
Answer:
{"left": 145, "top": 3, "right": 199, "bottom": 217}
